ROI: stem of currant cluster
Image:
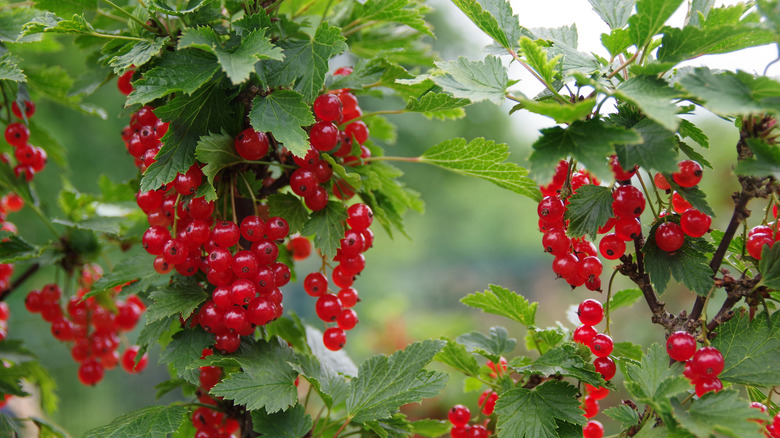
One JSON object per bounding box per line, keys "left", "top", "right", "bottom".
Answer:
{"left": 636, "top": 171, "right": 658, "bottom": 220}
{"left": 0, "top": 263, "right": 39, "bottom": 301}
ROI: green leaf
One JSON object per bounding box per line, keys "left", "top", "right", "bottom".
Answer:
{"left": 126, "top": 49, "right": 220, "bottom": 106}
{"left": 404, "top": 92, "right": 470, "bottom": 119}
{"left": 628, "top": 0, "right": 685, "bottom": 49}
{"left": 23, "top": 12, "right": 94, "bottom": 36}
{"left": 105, "top": 38, "right": 169, "bottom": 74}
{"left": 137, "top": 315, "right": 176, "bottom": 358}
{"left": 194, "top": 131, "right": 241, "bottom": 201}
{"left": 564, "top": 185, "right": 613, "bottom": 239}
{"left": 608, "top": 288, "right": 643, "bottom": 312}
{"left": 456, "top": 326, "right": 516, "bottom": 361}
{"left": 615, "top": 118, "right": 679, "bottom": 175}
{"left": 658, "top": 24, "right": 774, "bottom": 65}
{"left": 349, "top": 0, "right": 432, "bottom": 36}
{"left": 427, "top": 56, "right": 508, "bottom": 104}
{"left": 0, "top": 52, "right": 25, "bottom": 82}
{"left": 145, "top": 280, "right": 208, "bottom": 322}
{"left": 264, "top": 22, "right": 346, "bottom": 102}
{"left": 304, "top": 325, "right": 358, "bottom": 377}
{"left": 141, "top": 82, "right": 237, "bottom": 191}
{"left": 29, "top": 416, "right": 68, "bottom": 438}
{"left": 347, "top": 340, "right": 448, "bottom": 423}
{"left": 461, "top": 284, "right": 537, "bottom": 326}
{"left": 435, "top": 339, "right": 480, "bottom": 376}
{"left": 267, "top": 193, "right": 310, "bottom": 235}
{"left": 512, "top": 97, "right": 596, "bottom": 124}
{"left": 761, "top": 243, "right": 780, "bottom": 290}
{"left": 320, "top": 154, "right": 362, "bottom": 190}
{"left": 146, "top": 0, "right": 213, "bottom": 16}
{"left": 248, "top": 90, "right": 315, "bottom": 158}
{"left": 494, "top": 380, "right": 585, "bottom": 438}
{"left": 515, "top": 343, "right": 605, "bottom": 387}
{"left": 33, "top": 0, "right": 96, "bottom": 16}
{"left": 530, "top": 119, "right": 641, "bottom": 182}
{"left": 673, "top": 390, "right": 765, "bottom": 438}
{"left": 735, "top": 138, "right": 780, "bottom": 179}
{"left": 0, "top": 233, "right": 44, "bottom": 264}
{"left": 211, "top": 339, "right": 298, "bottom": 413}
{"left": 0, "top": 7, "right": 43, "bottom": 43}
{"left": 678, "top": 119, "right": 709, "bottom": 149}
{"left": 87, "top": 254, "right": 165, "bottom": 298}
{"left": 363, "top": 114, "right": 398, "bottom": 143}
{"left": 290, "top": 353, "right": 349, "bottom": 409}
{"left": 0, "top": 412, "right": 23, "bottom": 437}
{"left": 643, "top": 219, "right": 715, "bottom": 295}
{"left": 678, "top": 68, "right": 780, "bottom": 116}
{"left": 352, "top": 161, "right": 423, "bottom": 237}
{"left": 612, "top": 341, "right": 644, "bottom": 362}
{"left": 527, "top": 328, "right": 566, "bottom": 352}
{"left": 616, "top": 76, "right": 680, "bottom": 131}
{"left": 588, "top": 0, "right": 636, "bottom": 29}
{"left": 604, "top": 405, "right": 641, "bottom": 428}
{"left": 420, "top": 137, "right": 539, "bottom": 200}
{"left": 623, "top": 344, "right": 690, "bottom": 409}
{"left": 601, "top": 28, "right": 632, "bottom": 57}
{"left": 178, "top": 27, "right": 281, "bottom": 85}
{"left": 24, "top": 64, "right": 106, "bottom": 118}
{"left": 83, "top": 405, "right": 188, "bottom": 438}
{"left": 668, "top": 182, "right": 714, "bottom": 217}
{"left": 411, "top": 419, "right": 451, "bottom": 437}
{"left": 520, "top": 37, "right": 560, "bottom": 85}
{"left": 250, "top": 405, "right": 313, "bottom": 438}
{"left": 450, "top": 0, "right": 523, "bottom": 48}
{"left": 710, "top": 311, "right": 780, "bottom": 387}
{"left": 159, "top": 327, "right": 214, "bottom": 385}
{"left": 301, "top": 201, "right": 347, "bottom": 258}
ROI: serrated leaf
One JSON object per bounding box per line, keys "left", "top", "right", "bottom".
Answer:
{"left": 761, "top": 243, "right": 780, "bottom": 289}
{"left": 604, "top": 405, "right": 641, "bottom": 428}
{"left": 411, "top": 419, "right": 451, "bottom": 437}
{"left": 527, "top": 328, "right": 566, "bottom": 352}
{"left": 264, "top": 22, "right": 346, "bottom": 102}
{"left": 615, "top": 119, "right": 679, "bottom": 175}
{"left": 494, "top": 380, "right": 585, "bottom": 438}
{"left": 529, "top": 119, "right": 641, "bottom": 182}
{"left": 106, "top": 38, "right": 169, "bottom": 73}
{"left": 145, "top": 280, "right": 208, "bottom": 322}
{"left": 588, "top": 0, "right": 636, "bottom": 29}
{"left": 0, "top": 52, "right": 25, "bottom": 82}
{"left": 420, "top": 137, "right": 539, "bottom": 200}
{"left": 612, "top": 341, "right": 644, "bottom": 362}
{"left": 735, "top": 138, "right": 780, "bottom": 179}
{"left": 678, "top": 67, "right": 780, "bottom": 116}
{"left": 515, "top": 343, "right": 605, "bottom": 387}
{"left": 250, "top": 405, "right": 312, "bottom": 438}
{"left": 0, "top": 233, "right": 43, "bottom": 264}
{"left": 347, "top": 340, "right": 448, "bottom": 423}
{"left": 126, "top": 49, "right": 220, "bottom": 106}
{"left": 159, "top": 327, "right": 214, "bottom": 385}
{"left": 194, "top": 131, "right": 241, "bottom": 201}
{"left": 146, "top": 0, "right": 212, "bottom": 16}
{"left": 624, "top": 344, "right": 690, "bottom": 408}
{"left": 672, "top": 390, "right": 764, "bottom": 438}
{"left": 83, "top": 405, "right": 188, "bottom": 438}
{"left": 352, "top": 161, "right": 423, "bottom": 237}
{"left": 677, "top": 141, "right": 712, "bottom": 169}
{"left": 616, "top": 76, "right": 680, "bottom": 131}
{"left": 178, "top": 27, "right": 281, "bottom": 85}
{"left": 628, "top": 0, "right": 685, "bottom": 49}
{"left": 512, "top": 97, "right": 596, "bottom": 124}
{"left": 677, "top": 119, "right": 709, "bottom": 149}
{"left": 564, "top": 185, "right": 613, "bottom": 239}
{"left": 643, "top": 219, "right": 715, "bottom": 295}
{"left": 141, "top": 82, "right": 236, "bottom": 191}
{"left": 520, "top": 37, "right": 560, "bottom": 85}
{"left": 363, "top": 115, "right": 398, "bottom": 142}
{"left": 349, "top": 0, "right": 432, "bottom": 36}
{"left": 24, "top": 64, "right": 106, "bottom": 118}
{"left": 305, "top": 325, "right": 358, "bottom": 377}
{"left": 22, "top": 12, "right": 94, "bottom": 36}
{"left": 87, "top": 254, "right": 165, "bottom": 298}
{"left": 300, "top": 201, "right": 346, "bottom": 258}
{"left": 601, "top": 28, "right": 632, "bottom": 58}
{"left": 658, "top": 23, "right": 774, "bottom": 65}
{"left": 710, "top": 311, "right": 780, "bottom": 387}
{"left": 608, "top": 288, "right": 643, "bottom": 312}
{"left": 267, "top": 193, "right": 309, "bottom": 235}
{"left": 456, "top": 326, "right": 516, "bottom": 362}
{"left": 450, "top": 0, "right": 523, "bottom": 48}
{"left": 137, "top": 315, "right": 176, "bottom": 358}
{"left": 429, "top": 56, "right": 508, "bottom": 104}
{"left": 404, "top": 92, "right": 470, "bottom": 119}
{"left": 290, "top": 353, "right": 350, "bottom": 408}
{"left": 210, "top": 339, "right": 298, "bottom": 413}
{"left": 321, "top": 154, "right": 362, "bottom": 190}
{"left": 461, "top": 284, "right": 537, "bottom": 326}
{"left": 248, "top": 90, "right": 314, "bottom": 158}
{"left": 669, "top": 183, "right": 714, "bottom": 217}
{"left": 435, "top": 339, "right": 480, "bottom": 376}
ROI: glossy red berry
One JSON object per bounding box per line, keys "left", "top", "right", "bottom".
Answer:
{"left": 240, "top": 216, "right": 265, "bottom": 242}
{"left": 309, "top": 121, "right": 339, "bottom": 151}
{"left": 590, "top": 334, "right": 614, "bottom": 358}
{"left": 573, "top": 325, "right": 598, "bottom": 346}
{"left": 583, "top": 420, "right": 604, "bottom": 438}
{"left": 654, "top": 173, "right": 671, "bottom": 190}
{"left": 691, "top": 346, "right": 724, "bottom": 378}
{"left": 538, "top": 196, "right": 565, "bottom": 223}
{"left": 666, "top": 331, "right": 697, "bottom": 362}
{"left": 288, "top": 236, "right": 312, "bottom": 261}
{"left": 672, "top": 160, "right": 703, "bottom": 187}
{"left": 345, "top": 121, "right": 369, "bottom": 144}
{"left": 232, "top": 250, "right": 260, "bottom": 279}
{"left": 78, "top": 359, "right": 105, "bottom": 386}
{"left": 338, "top": 287, "right": 359, "bottom": 307}
{"left": 614, "top": 217, "right": 641, "bottom": 241}
{"left": 266, "top": 217, "right": 289, "bottom": 240}
{"left": 582, "top": 396, "right": 599, "bottom": 418}
{"left": 290, "top": 168, "right": 318, "bottom": 197}
{"left": 577, "top": 299, "right": 603, "bottom": 326}
{"left": 695, "top": 376, "right": 723, "bottom": 397}
{"left": 304, "top": 272, "right": 328, "bottom": 297}
{"left": 121, "top": 346, "right": 148, "bottom": 373}
{"left": 612, "top": 185, "right": 645, "bottom": 218}
{"left": 117, "top": 69, "right": 135, "bottom": 95}
{"left": 543, "top": 228, "right": 571, "bottom": 256}
{"left": 212, "top": 221, "right": 240, "bottom": 248}
{"left": 448, "top": 404, "right": 471, "bottom": 427}
{"left": 468, "top": 425, "right": 488, "bottom": 438}
{"left": 450, "top": 426, "right": 470, "bottom": 438}
{"left": 578, "top": 256, "right": 603, "bottom": 279}
{"left": 347, "top": 203, "right": 373, "bottom": 231}
{"left": 593, "top": 356, "right": 616, "bottom": 380}
{"left": 747, "top": 233, "right": 774, "bottom": 259}
{"left": 655, "top": 222, "right": 685, "bottom": 252}
{"left": 323, "top": 327, "right": 346, "bottom": 351}
{"left": 672, "top": 192, "right": 692, "bottom": 214}
{"left": 599, "top": 233, "right": 625, "bottom": 260}
{"left": 609, "top": 155, "right": 636, "bottom": 181}
{"left": 313, "top": 94, "right": 342, "bottom": 122}
{"left": 247, "top": 296, "right": 276, "bottom": 326}
{"left": 12, "top": 100, "right": 35, "bottom": 119}
{"left": 680, "top": 209, "right": 711, "bottom": 238}
{"left": 235, "top": 128, "right": 269, "bottom": 160}
{"left": 585, "top": 384, "right": 609, "bottom": 400}
{"left": 5, "top": 122, "right": 29, "bottom": 147}
{"left": 315, "top": 294, "right": 342, "bottom": 322}
{"left": 173, "top": 166, "right": 203, "bottom": 195}
{"left": 478, "top": 390, "right": 498, "bottom": 415}
{"left": 337, "top": 308, "right": 358, "bottom": 330}
{"left": 143, "top": 226, "right": 170, "bottom": 255}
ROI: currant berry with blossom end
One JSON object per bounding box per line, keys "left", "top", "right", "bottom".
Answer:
{"left": 672, "top": 160, "right": 703, "bottom": 187}
{"left": 593, "top": 357, "right": 616, "bottom": 380}
{"left": 666, "top": 331, "right": 697, "bottom": 362}
{"left": 691, "top": 346, "right": 724, "bottom": 378}
{"left": 577, "top": 299, "right": 603, "bottom": 326}
{"left": 583, "top": 420, "right": 604, "bottom": 438}
{"left": 448, "top": 405, "right": 471, "bottom": 427}
{"left": 323, "top": 327, "right": 346, "bottom": 351}
{"left": 655, "top": 222, "right": 685, "bottom": 252}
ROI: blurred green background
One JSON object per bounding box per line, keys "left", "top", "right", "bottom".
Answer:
{"left": 0, "top": 1, "right": 756, "bottom": 436}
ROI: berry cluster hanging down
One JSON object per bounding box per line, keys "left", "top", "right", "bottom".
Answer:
{"left": 1, "top": 99, "right": 47, "bottom": 181}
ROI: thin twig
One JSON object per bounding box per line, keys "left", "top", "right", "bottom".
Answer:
{"left": 0, "top": 263, "right": 40, "bottom": 301}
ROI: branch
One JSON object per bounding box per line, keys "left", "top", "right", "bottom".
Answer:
{"left": 0, "top": 263, "right": 40, "bottom": 301}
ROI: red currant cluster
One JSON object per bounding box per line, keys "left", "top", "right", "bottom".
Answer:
{"left": 573, "top": 299, "right": 616, "bottom": 383}
{"left": 447, "top": 404, "right": 491, "bottom": 438}
{"left": 651, "top": 161, "right": 710, "bottom": 252}
{"left": 24, "top": 266, "right": 147, "bottom": 385}
{"left": 581, "top": 384, "right": 608, "bottom": 438}
{"left": 666, "top": 331, "right": 725, "bottom": 396}
{"left": 189, "top": 348, "right": 241, "bottom": 438}
{"left": 746, "top": 222, "right": 780, "bottom": 260}
{"left": 538, "top": 161, "right": 604, "bottom": 290}
{"left": 754, "top": 401, "right": 780, "bottom": 437}
{"left": 121, "top": 105, "right": 170, "bottom": 172}
{"left": 1, "top": 100, "right": 47, "bottom": 181}
{"left": 117, "top": 69, "right": 135, "bottom": 96}
{"left": 583, "top": 417, "right": 604, "bottom": 438}
{"left": 303, "top": 203, "right": 373, "bottom": 351}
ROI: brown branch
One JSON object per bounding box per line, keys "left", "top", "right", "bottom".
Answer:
{"left": 0, "top": 263, "right": 40, "bottom": 302}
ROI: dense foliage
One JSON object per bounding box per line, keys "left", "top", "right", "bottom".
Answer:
{"left": 0, "top": 0, "right": 780, "bottom": 437}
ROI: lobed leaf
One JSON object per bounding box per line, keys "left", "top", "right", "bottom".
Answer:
{"left": 494, "top": 380, "right": 585, "bottom": 437}
{"left": 126, "top": 49, "right": 220, "bottom": 106}
{"left": 300, "top": 201, "right": 347, "bottom": 259}
{"left": 710, "top": 311, "right": 780, "bottom": 387}
{"left": 450, "top": 0, "right": 523, "bottom": 49}
{"left": 428, "top": 56, "right": 508, "bottom": 104}
{"left": 248, "top": 90, "right": 315, "bottom": 159}
{"left": 83, "top": 405, "right": 188, "bottom": 438}
{"left": 461, "top": 285, "right": 537, "bottom": 326}
{"left": 673, "top": 390, "right": 764, "bottom": 438}
{"left": 514, "top": 343, "right": 605, "bottom": 387}
{"left": 194, "top": 132, "right": 242, "bottom": 201}
{"left": 564, "top": 185, "right": 613, "bottom": 239}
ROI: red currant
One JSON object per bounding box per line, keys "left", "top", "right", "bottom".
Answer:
{"left": 315, "top": 294, "right": 342, "bottom": 322}
{"left": 266, "top": 217, "right": 289, "bottom": 240}
{"left": 573, "top": 325, "right": 597, "bottom": 346}
{"left": 672, "top": 160, "right": 703, "bottom": 187}
{"left": 599, "top": 233, "right": 625, "bottom": 260}
{"left": 337, "top": 308, "right": 358, "bottom": 330}
{"left": 593, "top": 356, "right": 616, "bottom": 380}
{"left": 680, "top": 209, "right": 711, "bottom": 238}
{"left": 612, "top": 185, "right": 645, "bottom": 218}
{"left": 577, "top": 299, "right": 603, "bottom": 326}
{"left": 691, "top": 346, "right": 724, "bottom": 377}
{"left": 304, "top": 272, "right": 328, "bottom": 297}
{"left": 323, "top": 327, "right": 346, "bottom": 351}
{"left": 448, "top": 404, "right": 471, "bottom": 427}
{"left": 313, "top": 94, "right": 343, "bottom": 122}
{"left": 583, "top": 420, "right": 604, "bottom": 438}
{"left": 614, "top": 217, "right": 641, "bottom": 241}
{"left": 235, "top": 128, "right": 269, "bottom": 160}
{"left": 347, "top": 203, "right": 373, "bottom": 231}
{"left": 12, "top": 100, "right": 35, "bottom": 119}
{"left": 694, "top": 376, "right": 723, "bottom": 397}
{"left": 666, "top": 331, "right": 697, "bottom": 362}
{"left": 290, "top": 168, "right": 318, "bottom": 197}
{"left": 655, "top": 222, "right": 684, "bottom": 252}
{"left": 590, "top": 334, "right": 614, "bottom": 358}
{"left": 309, "top": 121, "right": 339, "bottom": 151}
{"left": 538, "top": 196, "right": 565, "bottom": 223}
{"left": 609, "top": 155, "right": 636, "bottom": 181}
{"left": 117, "top": 69, "right": 135, "bottom": 95}
{"left": 121, "top": 346, "right": 148, "bottom": 373}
